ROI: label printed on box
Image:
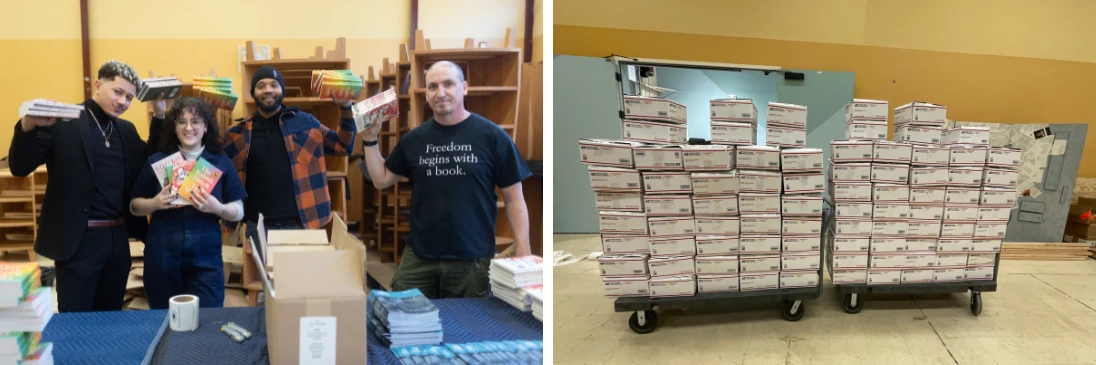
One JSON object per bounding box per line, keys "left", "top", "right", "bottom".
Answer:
{"left": 300, "top": 317, "right": 337, "bottom": 365}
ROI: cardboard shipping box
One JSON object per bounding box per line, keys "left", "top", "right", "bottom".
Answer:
{"left": 833, "top": 236, "right": 870, "bottom": 252}
{"left": 588, "top": 166, "right": 642, "bottom": 192}
{"left": 981, "top": 188, "right": 1018, "bottom": 206}
{"left": 738, "top": 170, "right": 783, "bottom": 193}
{"left": 986, "top": 148, "right": 1022, "bottom": 169}
{"left": 944, "top": 205, "right": 979, "bottom": 221}
{"left": 910, "top": 187, "right": 946, "bottom": 204}
{"left": 907, "top": 220, "right": 942, "bottom": 237}
{"left": 622, "top": 119, "right": 687, "bottom": 145}
{"left": 895, "top": 125, "right": 943, "bottom": 145}
{"left": 691, "top": 172, "right": 739, "bottom": 195}
{"left": 831, "top": 182, "right": 873, "bottom": 201}
{"left": 830, "top": 162, "right": 872, "bottom": 182}
{"left": 949, "top": 167, "right": 985, "bottom": 187}
{"left": 942, "top": 127, "right": 990, "bottom": 146}
{"left": 767, "top": 102, "right": 808, "bottom": 128}
{"left": 782, "top": 217, "right": 822, "bottom": 236}
{"left": 740, "top": 214, "right": 782, "bottom": 235}
{"left": 782, "top": 236, "right": 821, "bottom": 252}
{"left": 835, "top": 219, "right": 873, "bottom": 237}
{"left": 936, "top": 253, "right": 969, "bottom": 267}
{"left": 594, "top": 192, "right": 644, "bottom": 212}
{"left": 937, "top": 239, "right": 973, "bottom": 253}
{"left": 832, "top": 269, "right": 868, "bottom": 284}
{"left": 832, "top": 252, "right": 869, "bottom": 269}
{"left": 739, "top": 193, "right": 780, "bottom": 214}
{"left": 872, "top": 141, "right": 913, "bottom": 164}
{"left": 982, "top": 168, "right": 1020, "bottom": 188}
{"left": 694, "top": 255, "right": 740, "bottom": 275}
{"left": 694, "top": 216, "right": 741, "bottom": 236}
{"left": 894, "top": 102, "right": 947, "bottom": 126}
{"left": 965, "top": 266, "right": 995, "bottom": 281}
{"left": 846, "top": 120, "right": 888, "bottom": 140}
{"left": 845, "top": 98, "right": 888, "bottom": 120}
{"left": 648, "top": 274, "right": 696, "bottom": 297}
{"left": 647, "top": 255, "right": 696, "bottom": 277}
{"left": 739, "top": 271, "right": 780, "bottom": 291}
{"left": 978, "top": 206, "right": 1012, "bottom": 221}
{"left": 831, "top": 140, "right": 873, "bottom": 162}
{"left": 783, "top": 172, "right": 825, "bottom": 194}
{"left": 869, "top": 253, "right": 906, "bottom": 268}
{"left": 909, "top": 203, "right": 945, "bottom": 220}
{"left": 835, "top": 201, "right": 873, "bottom": 218}
{"left": 696, "top": 235, "right": 739, "bottom": 255}
{"left": 967, "top": 252, "right": 997, "bottom": 266}
{"left": 949, "top": 145, "right": 988, "bottom": 166}
{"left": 901, "top": 269, "right": 935, "bottom": 284}
{"left": 904, "top": 251, "right": 937, "bottom": 268}
{"left": 766, "top": 126, "right": 807, "bottom": 148}
{"left": 780, "top": 148, "right": 824, "bottom": 172}
{"left": 905, "top": 238, "right": 938, "bottom": 251}
{"left": 871, "top": 220, "right": 908, "bottom": 237}
{"left": 681, "top": 145, "right": 735, "bottom": 171}
{"left": 870, "top": 238, "right": 907, "bottom": 253}
{"left": 599, "top": 211, "right": 648, "bottom": 235}
{"left": 603, "top": 275, "right": 650, "bottom": 297}
{"left": 867, "top": 268, "right": 903, "bottom": 285}
{"left": 710, "top": 98, "right": 757, "bottom": 122}
{"left": 910, "top": 145, "right": 950, "bottom": 165}
{"left": 642, "top": 172, "right": 693, "bottom": 194}
{"left": 779, "top": 270, "right": 820, "bottom": 289}
{"left": 940, "top": 221, "right": 976, "bottom": 238}
{"left": 782, "top": 194, "right": 823, "bottom": 216}
{"left": 710, "top": 122, "right": 757, "bottom": 146}
{"left": 644, "top": 194, "right": 693, "bottom": 216}
{"left": 739, "top": 235, "right": 781, "bottom": 254}
{"left": 598, "top": 254, "right": 650, "bottom": 277}
{"left": 601, "top": 235, "right": 649, "bottom": 254}
{"left": 739, "top": 254, "right": 781, "bottom": 273}
{"left": 945, "top": 187, "right": 981, "bottom": 205}
{"left": 648, "top": 216, "right": 696, "bottom": 237}
{"left": 633, "top": 145, "right": 683, "bottom": 170}
{"left": 871, "top": 163, "right": 910, "bottom": 184}
{"left": 909, "top": 167, "right": 950, "bottom": 186}
{"left": 781, "top": 253, "right": 821, "bottom": 271}
{"left": 623, "top": 95, "right": 687, "bottom": 124}
{"left": 692, "top": 195, "right": 740, "bottom": 216}
{"left": 648, "top": 236, "right": 696, "bottom": 256}
{"left": 934, "top": 267, "right": 966, "bottom": 283}
{"left": 578, "top": 138, "right": 641, "bottom": 167}
{"left": 696, "top": 274, "right": 740, "bottom": 293}
{"left": 736, "top": 146, "right": 781, "bottom": 170}
{"left": 873, "top": 184, "right": 910, "bottom": 202}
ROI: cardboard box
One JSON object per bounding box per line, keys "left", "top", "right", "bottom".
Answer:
{"left": 871, "top": 238, "right": 907, "bottom": 253}
{"left": 904, "top": 251, "right": 937, "bottom": 268}
{"left": 780, "top": 148, "right": 824, "bottom": 172}
{"left": 831, "top": 182, "right": 873, "bottom": 201}
{"left": 945, "top": 187, "right": 982, "bottom": 205}
{"left": 835, "top": 219, "right": 874, "bottom": 237}
{"left": 933, "top": 267, "right": 966, "bottom": 282}
{"left": 738, "top": 193, "right": 780, "bottom": 214}
{"left": 602, "top": 275, "right": 651, "bottom": 297}
{"left": 782, "top": 236, "right": 821, "bottom": 252}
{"left": 740, "top": 214, "right": 782, "bottom": 235}
{"left": 894, "top": 102, "right": 947, "bottom": 126}
{"left": 739, "top": 235, "right": 782, "bottom": 254}
{"left": 944, "top": 205, "right": 979, "bottom": 221}
{"left": 977, "top": 206, "right": 1012, "bottom": 221}
{"left": 937, "top": 239, "right": 972, "bottom": 253}
{"left": 833, "top": 236, "right": 870, "bottom": 252}
{"left": 965, "top": 266, "right": 995, "bottom": 281}
{"left": 767, "top": 102, "right": 808, "bottom": 129}
{"left": 694, "top": 216, "right": 741, "bottom": 236}
{"left": 845, "top": 120, "right": 888, "bottom": 140}
{"left": 766, "top": 126, "right": 807, "bottom": 148}
{"left": 736, "top": 146, "right": 781, "bottom": 170}
{"left": 831, "top": 162, "right": 872, "bottom": 182}
{"left": 779, "top": 270, "right": 820, "bottom": 289}
{"left": 832, "top": 252, "right": 869, "bottom": 269}
{"left": 846, "top": 98, "right": 888, "bottom": 120}
{"left": 949, "top": 145, "right": 988, "bottom": 166}
{"left": 710, "top": 98, "right": 757, "bottom": 122}
{"left": 648, "top": 274, "right": 696, "bottom": 297}
{"left": 981, "top": 188, "right": 1017, "bottom": 206}
{"left": 895, "top": 126, "right": 943, "bottom": 145}
{"left": 872, "top": 220, "right": 908, "bottom": 237}
{"left": 691, "top": 172, "right": 739, "bottom": 195}
{"left": 595, "top": 191, "right": 644, "bottom": 212}
{"left": 682, "top": 145, "right": 735, "bottom": 171}
{"left": 598, "top": 254, "right": 650, "bottom": 276}
{"left": 973, "top": 222, "right": 1007, "bottom": 239}
{"left": 967, "top": 252, "right": 997, "bottom": 266}
{"left": 905, "top": 238, "right": 938, "bottom": 251}
{"left": 738, "top": 170, "right": 782, "bottom": 193}
{"left": 871, "top": 163, "right": 910, "bottom": 184}
{"left": 710, "top": 122, "right": 757, "bottom": 146}
{"left": 907, "top": 220, "right": 942, "bottom": 237}
{"left": 692, "top": 195, "right": 740, "bottom": 216}
{"left": 910, "top": 187, "right": 946, "bottom": 204}
{"left": 868, "top": 268, "right": 903, "bottom": 285}
{"left": 948, "top": 167, "right": 985, "bottom": 187}
{"left": 782, "top": 217, "right": 822, "bottom": 236}
{"left": 902, "top": 269, "right": 935, "bottom": 284}
{"left": 781, "top": 194, "right": 823, "bottom": 216}
{"left": 986, "top": 148, "right": 1022, "bottom": 169}
{"left": 622, "top": 119, "right": 687, "bottom": 145}
{"left": 833, "top": 269, "right": 869, "bottom": 284}
{"left": 695, "top": 235, "right": 739, "bottom": 255}
{"left": 696, "top": 274, "right": 740, "bottom": 293}
{"left": 835, "top": 201, "right": 873, "bottom": 218}
{"left": 648, "top": 236, "right": 697, "bottom": 256}
{"left": 910, "top": 145, "right": 951, "bottom": 166}
{"left": 739, "top": 271, "right": 780, "bottom": 291}
{"left": 873, "top": 141, "right": 913, "bottom": 164}
{"left": 694, "top": 255, "right": 739, "bottom": 275}
{"left": 633, "top": 145, "right": 683, "bottom": 170}
{"left": 601, "top": 234, "right": 650, "bottom": 254}
{"left": 909, "top": 167, "right": 950, "bottom": 186}
{"left": 647, "top": 255, "right": 696, "bottom": 277}
{"left": 831, "top": 140, "right": 874, "bottom": 162}
{"left": 599, "top": 211, "right": 648, "bottom": 235}
{"left": 873, "top": 184, "right": 911, "bottom": 202}
{"left": 783, "top": 173, "right": 825, "bottom": 194}
{"left": 982, "top": 168, "right": 1020, "bottom": 188}
{"left": 942, "top": 127, "right": 990, "bottom": 146}
{"left": 642, "top": 171, "right": 693, "bottom": 194}
{"left": 739, "top": 254, "right": 781, "bottom": 273}
{"left": 909, "top": 203, "right": 945, "bottom": 220}
{"left": 644, "top": 194, "right": 693, "bottom": 216}
{"left": 869, "top": 253, "right": 906, "bottom": 269}
{"left": 578, "top": 139, "right": 641, "bottom": 167}
{"left": 1068, "top": 204, "right": 1096, "bottom": 224}
{"left": 648, "top": 216, "right": 696, "bottom": 237}
{"left": 873, "top": 202, "right": 910, "bottom": 219}
{"left": 623, "top": 95, "right": 687, "bottom": 124}
{"left": 588, "top": 166, "right": 642, "bottom": 192}
{"left": 940, "top": 221, "right": 976, "bottom": 237}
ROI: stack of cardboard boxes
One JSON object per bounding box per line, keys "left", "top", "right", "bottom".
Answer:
{"left": 1065, "top": 196, "right": 1096, "bottom": 247}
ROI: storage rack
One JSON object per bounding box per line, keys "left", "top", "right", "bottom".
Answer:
{"left": 0, "top": 166, "right": 46, "bottom": 261}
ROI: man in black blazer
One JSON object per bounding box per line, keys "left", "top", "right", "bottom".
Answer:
{"left": 8, "top": 60, "right": 154, "bottom": 312}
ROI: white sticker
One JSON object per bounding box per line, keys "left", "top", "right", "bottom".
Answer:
{"left": 300, "top": 317, "right": 337, "bottom": 365}
{"left": 1051, "top": 139, "right": 1068, "bottom": 156}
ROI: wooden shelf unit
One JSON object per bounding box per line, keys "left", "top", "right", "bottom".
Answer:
{"left": 365, "top": 46, "right": 416, "bottom": 263}
{"left": 0, "top": 167, "right": 46, "bottom": 261}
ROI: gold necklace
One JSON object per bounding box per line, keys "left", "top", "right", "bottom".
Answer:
{"left": 88, "top": 110, "right": 114, "bottom": 148}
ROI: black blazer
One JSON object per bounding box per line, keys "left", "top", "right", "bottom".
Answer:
{"left": 8, "top": 102, "right": 153, "bottom": 262}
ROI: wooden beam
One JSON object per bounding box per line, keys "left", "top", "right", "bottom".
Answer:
{"left": 425, "top": 39, "right": 432, "bottom": 50}
{"left": 382, "top": 58, "right": 391, "bottom": 74}
{"left": 410, "top": 0, "right": 419, "bottom": 50}
{"left": 524, "top": 0, "right": 534, "bottom": 62}
{"left": 80, "top": 0, "right": 91, "bottom": 99}
{"left": 367, "top": 66, "right": 375, "bottom": 81}
{"left": 399, "top": 44, "right": 409, "bottom": 63}
{"left": 415, "top": 30, "right": 426, "bottom": 52}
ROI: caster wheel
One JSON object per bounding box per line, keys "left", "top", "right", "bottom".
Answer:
{"left": 971, "top": 292, "right": 982, "bottom": 316}
{"left": 842, "top": 294, "right": 863, "bottom": 314}
{"left": 628, "top": 310, "right": 658, "bottom": 334}
{"left": 782, "top": 300, "right": 805, "bottom": 321}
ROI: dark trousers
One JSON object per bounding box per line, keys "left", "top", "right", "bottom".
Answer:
{"left": 55, "top": 225, "right": 131, "bottom": 312}
{"left": 390, "top": 246, "right": 490, "bottom": 299}
{"left": 143, "top": 226, "right": 225, "bottom": 310}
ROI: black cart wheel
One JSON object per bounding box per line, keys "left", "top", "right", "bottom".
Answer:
{"left": 628, "top": 310, "right": 658, "bottom": 334}
{"left": 782, "top": 300, "right": 805, "bottom": 321}
{"left": 970, "top": 292, "right": 982, "bottom": 316}
{"left": 842, "top": 294, "right": 863, "bottom": 314}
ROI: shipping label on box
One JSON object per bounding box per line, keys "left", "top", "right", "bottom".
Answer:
{"left": 907, "top": 220, "right": 943, "bottom": 237}
{"left": 911, "top": 145, "right": 951, "bottom": 166}
{"left": 981, "top": 188, "right": 1017, "bottom": 206}
{"left": 974, "top": 222, "right": 1007, "bottom": 238}
{"left": 694, "top": 255, "right": 739, "bottom": 275}
{"left": 909, "top": 167, "right": 950, "bottom": 186}
{"left": 623, "top": 95, "right": 687, "bottom": 124}
{"left": 832, "top": 182, "right": 873, "bottom": 201}
{"left": 870, "top": 253, "right": 906, "bottom": 268}
{"left": 873, "top": 203, "right": 911, "bottom": 219}
{"left": 977, "top": 206, "right": 1012, "bottom": 221}
{"left": 694, "top": 216, "right": 740, "bottom": 236}
{"left": 971, "top": 239, "right": 1002, "bottom": 252}
{"left": 874, "top": 184, "right": 911, "bottom": 202}
{"left": 740, "top": 271, "right": 780, "bottom": 291}
{"left": 648, "top": 236, "right": 696, "bottom": 256}
{"left": 834, "top": 236, "right": 870, "bottom": 252}
{"left": 872, "top": 220, "right": 908, "bottom": 236}
{"left": 738, "top": 193, "right": 780, "bottom": 214}
{"left": 949, "top": 145, "right": 988, "bottom": 166}
{"left": 965, "top": 266, "right": 995, "bottom": 281}
{"left": 904, "top": 251, "right": 937, "bottom": 268}
{"left": 780, "top": 148, "right": 824, "bottom": 172}
{"left": 767, "top": 102, "right": 808, "bottom": 128}
{"left": 599, "top": 211, "right": 648, "bottom": 235}
{"left": 601, "top": 234, "right": 650, "bottom": 254}
{"left": 682, "top": 145, "right": 734, "bottom": 171}
{"left": 831, "top": 162, "right": 872, "bottom": 182}
{"left": 692, "top": 195, "right": 739, "bottom": 216}
{"left": 691, "top": 172, "right": 740, "bottom": 195}
{"left": 647, "top": 255, "right": 696, "bottom": 277}
{"left": 603, "top": 275, "right": 651, "bottom": 297}
{"left": 846, "top": 120, "right": 888, "bottom": 140}
{"left": 739, "top": 235, "right": 782, "bottom": 254}
{"left": 779, "top": 270, "right": 820, "bottom": 289}
{"left": 895, "top": 126, "right": 943, "bottom": 145}
{"left": 902, "top": 269, "right": 935, "bottom": 284}
{"left": 783, "top": 173, "right": 825, "bottom": 194}
{"left": 905, "top": 238, "right": 938, "bottom": 251}
{"left": 588, "top": 166, "right": 642, "bottom": 192}
{"left": 871, "top": 238, "right": 908, "bottom": 252}
{"left": 766, "top": 126, "right": 807, "bottom": 148}
{"left": 711, "top": 121, "right": 757, "bottom": 146}
{"left": 696, "top": 235, "right": 739, "bottom": 255}
{"left": 940, "top": 221, "right": 976, "bottom": 237}
{"left": 910, "top": 187, "right": 946, "bottom": 204}
{"left": 937, "top": 239, "right": 972, "bottom": 253}
{"left": 836, "top": 219, "right": 874, "bottom": 237}
{"left": 846, "top": 98, "right": 889, "bottom": 120}
{"left": 934, "top": 267, "right": 966, "bottom": 282}
{"left": 697, "top": 274, "right": 740, "bottom": 293}
{"left": 739, "top": 254, "right": 781, "bottom": 273}
{"left": 622, "top": 119, "right": 687, "bottom": 144}
{"left": 949, "top": 167, "right": 985, "bottom": 186}
{"left": 598, "top": 254, "right": 650, "bottom": 276}
{"left": 868, "top": 268, "right": 903, "bottom": 285}
{"left": 736, "top": 146, "right": 782, "bottom": 170}
{"left": 648, "top": 216, "right": 696, "bottom": 237}
{"left": 945, "top": 187, "right": 982, "bottom": 205}
{"left": 578, "top": 139, "right": 641, "bottom": 167}
{"left": 831, "top": 140, "right": 874, "bottom": 162}
{"left": 943, "top": 127, "right": 990, "bottom": 146}
{"left": 967, "top": 252, "right": 997, "bottom": 266}
{"left": 872, "top": 163, "right": 910, "bottom": 184}
{"left": 648, "top": 274, "right": 696, "bottom": 297}
{"left": 987, "top": 148, "right": 1022, "bottom": 168}
{"left": 894, "top": 102, "right": 947, "bottom": 125}
{"left": 710, "top": 98, "right": 757, "bottom": 122}
{"left": 832, "top": 252, "right": 869, "bottom": 269}
{"left": 983, "top": 168, "right": 1020, "bottom": 188}
{"left": 782, "top": 194, "right": 823, "bottom": 216}
{"left": 836, "top": 201, "right": 873, "bottom": 218}
{"left": 944, "top": 205, "right": 979, "bottom": 221}
{"left": 910, "top": 203, "right": 945, "bottom": 220}
{"left": 740, "top": 214, "right": 782, "bottom": 235}
{"left": 633, "top": 145, "right": 683, "bottom": 170}
{"left": 783, "top": 217, "right": 822, "bottom": 236}
{"left": 595, "top": 191, "right": 644, "bottom": 212}
{"left": 873, "top": 141, "right": 914, "bottom": 164}
{"left": 738, "top": 170, "right": 782, "bottom": 193}
{"left": 643, "top": 172, "right": 693, "bottom": 194}
{"left": 833, "top": 269, "right": 869, "bottom": 284}
{"left": 644, "top": 194, "right": 693, "bottom": 216}
{"left": 782, "top": 236, "right": 821, "bottom": 252}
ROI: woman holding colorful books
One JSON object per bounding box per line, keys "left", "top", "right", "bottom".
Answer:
{"left": 129, "top": 97, "right": 246, "bottom": 309}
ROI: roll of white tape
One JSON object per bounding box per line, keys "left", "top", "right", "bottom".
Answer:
{"left": 169, "top": 295, "right": 199, "bottom": 332}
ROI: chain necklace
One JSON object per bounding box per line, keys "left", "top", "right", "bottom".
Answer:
{"left": 88, "top": 109, "right": 114, "bottom": 148}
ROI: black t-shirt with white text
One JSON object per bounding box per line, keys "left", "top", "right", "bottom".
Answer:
{"left": 385, "top": 113, "right": 531, "bottom": 260}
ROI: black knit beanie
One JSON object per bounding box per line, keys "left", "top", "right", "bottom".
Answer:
{"left": 250, "top": 66, "right": 285, "bottom": 96}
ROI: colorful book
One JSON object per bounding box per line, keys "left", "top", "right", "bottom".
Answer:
{"left": 18, "top": 342, "right": 51, "bottom": 365}
{"left": 177, "top": 158, "right": 223, "bottom": 204}
{"left": 317, "top": 81, "right": 363, "bottom": 100}
{"left": 0, "top": 263, "right": 40, "bottom": 302}
{"left": 150, "top": 152, "right": 184, "bottom": 189}
{"left": 351, "top": 88, "right": 398, "bottom": 131}
{"left": 311, "top": 70, "right": 357, "bottom": 88}
{"left": 195, "top": 87, "right": 238, "bottom": 111}
{"left": 19, "top": 100, "right": 83, "bottom": 120}
{"left": 0, "top": 331, "right": 40, "bottom": 360}
{"left": 137, "top": 76, "right": 183, "bottom": 102}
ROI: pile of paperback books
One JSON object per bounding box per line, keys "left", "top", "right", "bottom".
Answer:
{"left": 137, "top": 76, "right": 183, "bottom": 102}
{"left": 0, "top": 262, "right": 54, "bottom": 365}
{"left": 368, "top": 288, "right": 443, "bottom": 348}
{"left": 488, "top": 255, "right": 543, "bottom": 314}
{"left": 311, "top": 70, "right": 363, "bottom": 100}
{"left": 351, "top": 88, "right": 398, "bottom": 131}
{"left": 193, "top": 76, "right": 238, "bottom": 111}
{"left": 150, "top": 152, "right": 224, "bottom": 206}
{"left": 19, "top": 99, "right": 83, "bottom": 120}
{"left": 391, "top": 341, "right": 543, "bottom": 365}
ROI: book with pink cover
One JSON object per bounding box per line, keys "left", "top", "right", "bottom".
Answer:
{"left": 151, "top": 152, "right": 184, "bottom": 189}
{"left": 177, "top": 157, "right": 223, "bottom": 204}
{"left": 351, "top": 88, "right": 398, "bottom": 131}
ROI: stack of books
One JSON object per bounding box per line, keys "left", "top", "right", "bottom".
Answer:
{"left": 488, "top": 256, "right": 543, "bottom": 312}
{"left": 391, "top": 341, "right": 544, "bottom": 365}
{"left": 526, "top": 285, "right": 543, "bottom": 321}
{"left": 368, "top": 289, "right": 443, "bottom": 348}
{"left": 136, "top": 76, "right": 183, "bottom": 102}
{"left": 0, "top": 262, "right": 54, "bottom": 365}
{"left": 311, "top": 70, "right": 363, "bottom": 100}
{"left": 19, "top": 100, "right": 83, "bottom": 120}
{"left": 150, "top": 153, "right": 224, "bottom": 206}
{"left": 193, "top": 76, "right": 238, "bottom": 111}
{"left": 351, "top": 88, "right": 398, "bottom": 132}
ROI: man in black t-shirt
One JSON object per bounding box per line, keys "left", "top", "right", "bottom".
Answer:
{"left": 361, "top": 61, "right": 532, "bottom": 298}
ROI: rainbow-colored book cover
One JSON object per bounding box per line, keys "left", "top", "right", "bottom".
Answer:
{"left": 317, "top": 81, "right": 363, "bottom": 100}
{"left": 178, "top": 157, "right": 223, "bottom": 204}
{"left": 195, "top": 87, "right": 238, "bottom": 111}
{"left": 311, "top": 70, "right": 357, "bottom": 88}
{"left": 351, "top": 88, "right": 398, "bottom": 131}
{"left": 0, "top": 262, "right": 40, "bottom": 298}
{"left": 0, "top": 331, "right": 40, "bottom": 359}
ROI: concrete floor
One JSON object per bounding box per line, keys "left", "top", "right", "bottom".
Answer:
{"left": 554, "top": 234, "right": 1096, "bottom": 365}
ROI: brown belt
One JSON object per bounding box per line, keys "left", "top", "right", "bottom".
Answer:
{"left": 88, "top": 217, "right": 125, "bottom": 228}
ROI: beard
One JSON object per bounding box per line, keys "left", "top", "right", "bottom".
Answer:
{"left": 257, "top": 93, "right": 283, "bottom": 114}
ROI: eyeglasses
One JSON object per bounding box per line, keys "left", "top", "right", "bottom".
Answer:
{"left": 175, "top": 119, "right": 205, "bottom": 128}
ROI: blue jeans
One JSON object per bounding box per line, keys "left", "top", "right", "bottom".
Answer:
{"left": 143, "top": 219, "right": 225, "bottom": 309}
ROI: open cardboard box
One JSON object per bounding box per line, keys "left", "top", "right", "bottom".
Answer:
{"left": 249, "top": 213, "right": 368, "bottom": 365}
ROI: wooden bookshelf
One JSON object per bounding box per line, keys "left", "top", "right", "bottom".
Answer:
{"left": 0, "top": 167, "right": 46, "bottom": 261}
